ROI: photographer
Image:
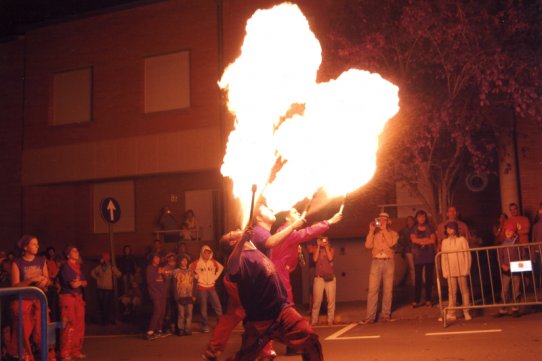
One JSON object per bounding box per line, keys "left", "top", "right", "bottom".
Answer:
{"left": 310, "top": 236, "right": 337, "bottom": 326}
{"left": 360, "top": 212, "right": 398, "bottom": 324}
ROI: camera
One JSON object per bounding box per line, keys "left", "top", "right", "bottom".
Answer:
{"left": 374, "top": 218, "right": 381, "bottom": 227}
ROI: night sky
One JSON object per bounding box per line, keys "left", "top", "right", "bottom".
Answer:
{"left": 0, "top": 0, "right": 149, "bottom": 39}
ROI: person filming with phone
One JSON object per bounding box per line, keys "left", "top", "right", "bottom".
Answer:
{"left": 359, "top": 212, "right": 398, "bottom": 324}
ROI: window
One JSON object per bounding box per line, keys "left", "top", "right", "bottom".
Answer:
{"left": 144, "top": 50, "right": 190, "bottom": 113}
{"left": 51, "top": 67, "right": 92, "bottom": 125}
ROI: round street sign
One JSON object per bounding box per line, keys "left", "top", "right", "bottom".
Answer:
{"left": 101, "top": 197, "right": 121, "bottom": 224}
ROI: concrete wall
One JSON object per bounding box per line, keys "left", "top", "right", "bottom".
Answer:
{"left": 0, "top": 39, "right": 24, "bottom": 245}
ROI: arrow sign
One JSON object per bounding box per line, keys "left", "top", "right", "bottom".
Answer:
{"left": 101, "top": 197, "right": 121, "bottom": 224}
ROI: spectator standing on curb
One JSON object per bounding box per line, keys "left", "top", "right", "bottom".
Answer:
{"left": 45, "top": 247, "right": 61, "bottom": 322}
{"left": 118, "top": 245, "right": 138, "bottom": 297}
{"left": 173, "top": 254, "right": 197, "bottom": 336}
{"left": 397, "top": 216, "right": 415, "bottom": 286}
{"left": 8, "top": 235, "right": 55, "bottom": 361}
{"left": 90, "top": 252, "right": 121, "bottom": 325}
{"left": 360, "top": 212, "right": 399, "bottom": 324}
{"left": 410, "top": 210, "right": 437, "bottom": 308}
{"left": 496, "top": 221, "right": 525, "bottom": 318}
{"left": 59, "top": 245, "right": 88, "bottom": 360}
{"left": 311, "top": 236, "right": 337, "bottom": 326}
{"left": 146, "top": 254, "right": 169, "bottom": 340}
{"left": 190, "top": 245, "right": 223, "bottom": 333}
{"left": 440, "top": 222, "right": 472, "bottom": 321}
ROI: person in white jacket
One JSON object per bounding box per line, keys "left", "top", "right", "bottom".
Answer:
{"left": 189, "top": 245, "right": 223, "bottom": 332}
{"left": 440, "top": 221, "right": 472, "bottom": 321}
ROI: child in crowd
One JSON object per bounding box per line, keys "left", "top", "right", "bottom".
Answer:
{"left": 496, "top": 221, "right": 525, "bottom": 318}
{"left": 120, "top": 281, "right": 142, "bottom": 316}
{"left": 190, "top": 245, "right": 223, "bottom": 333}
{"left": 90, "top": 252, "right": 121, "bottom": 325}
{"left": 146, "top": 254, "right": 169, "bottom": 340}
{"left": 162, "top": 253, "right": 178, "bottom": 334}
{"left": 173, "top": 254, "right": 197, "bottom": 335}
{"left": 440, "top": 221, "right": 472, "bottom": 321}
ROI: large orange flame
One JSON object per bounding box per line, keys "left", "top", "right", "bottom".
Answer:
{"left": 220, "top": 3, "right": 399, "bottom": 225}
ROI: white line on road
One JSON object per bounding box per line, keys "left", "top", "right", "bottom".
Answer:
{"left": 325, "top": 323, "right": 381, "bottom": 341}
{"left": 425, "top": 329, "right": 502, "bottom": 336}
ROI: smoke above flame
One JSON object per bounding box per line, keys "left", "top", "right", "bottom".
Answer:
{"left": 220, "top": 3, "right": 399, "bottom": 225}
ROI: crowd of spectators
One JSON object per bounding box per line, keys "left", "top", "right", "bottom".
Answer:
{"left": 1, "top": 202, "right": 541, "bottom": 360}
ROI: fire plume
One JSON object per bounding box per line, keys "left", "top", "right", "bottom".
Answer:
{"left": 220, "top": 3, "right": 399, "bottom": 225}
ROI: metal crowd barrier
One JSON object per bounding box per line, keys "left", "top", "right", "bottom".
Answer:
{"left": 0, "top": 287, "right": 48, "bottom": 361}
{"left": 435, "top": 242, "right": 542, "bottom": 327}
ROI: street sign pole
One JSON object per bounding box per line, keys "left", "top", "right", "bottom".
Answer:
{"left": 109, "top": 222, "right": 119, "bottom": 322}
{"left": 101, "top": 197, "right": 121, "bottom": 323}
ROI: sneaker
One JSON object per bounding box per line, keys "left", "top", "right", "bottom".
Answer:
{"left": 382, "top": 316, "right": 397, "bottom": 322}
{"left": 463, "top": 312, "right": 472, "bottom": 321}
{"left": 201, "top": 327, "right": 210, "bottom": 333}
{"left": 201, "top": 350, "right": 218, "bottom": 361}
{"left": 257, "top": 350, "right": 277, "bottom": 361}
{"left": 358, "top": 319, "right": 375, "bottom": 325}
{"left": 146, "top": 331, "right": 160, "bottom": 340}
{"left": 158, "top": 330, "right": 171, "bottom": 338}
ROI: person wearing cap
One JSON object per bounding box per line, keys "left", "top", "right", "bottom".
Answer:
{"left": 360, "top": 212, "right": 399, "bottom": 324}
{"left": 90, "top": 252, "right": 121, "bottom": 325}
{"left": 189, "top": 245, "right": 223, "bottom": 333}
{"left": 58, "top": 245, "right": 88, "bottom": 360}
{"left": 496, "top": 221, "right": 526, "bottom": 318}
{"left": 440, "top": 222, "right": 472, "bottom": 321}
{"left": 8, "top": 235, "right": 55, "bottom": 361}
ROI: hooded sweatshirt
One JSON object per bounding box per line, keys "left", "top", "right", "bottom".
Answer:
{"left": 189, "top": 245, "right": 223, "bottom": 290}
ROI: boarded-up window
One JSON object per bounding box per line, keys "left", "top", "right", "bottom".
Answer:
{"left": 144, "top": 51, "right": 190, "bottom": 113}
{"left": 51, "top": 67, "right": 92, "bottom": 125}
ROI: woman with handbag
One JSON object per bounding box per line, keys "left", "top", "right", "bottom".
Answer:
{"left": 310, "top": 236, "right": 337, "bottom": 326}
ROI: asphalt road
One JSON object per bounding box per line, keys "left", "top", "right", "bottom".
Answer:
{"left": 82, "top": 309, "right": 542, "bottom": 361}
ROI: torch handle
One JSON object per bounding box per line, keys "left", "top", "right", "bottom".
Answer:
{"left": 338, "top": 194, "right": 347, "bottom": 214}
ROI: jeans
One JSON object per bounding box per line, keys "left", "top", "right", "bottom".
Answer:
{"left": 177, "top": 303, "right": 193, "bottom": 332}
{"left": 366, "top": 259, "right": 394, "bottom": 320}
{"left": 446, "top": 276, "right": 470, "bottom": 316}
{"left": 414, "top": 262, "right": 435, "bottom": 303}
{"left": 197, "top": 287, "right": 223, "bottom": 328}
{"left": 500, "top": 273, "right": 521, "bottom": 312}
{"left": 311, "top": 276, "right": 336, "bottom": 325}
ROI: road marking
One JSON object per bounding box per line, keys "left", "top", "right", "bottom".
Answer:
{"left": 426, "top": 329, "right": 502, "bottom": 336}
{"left": 325, "top": 323, "right": 381, "bottom": 340}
